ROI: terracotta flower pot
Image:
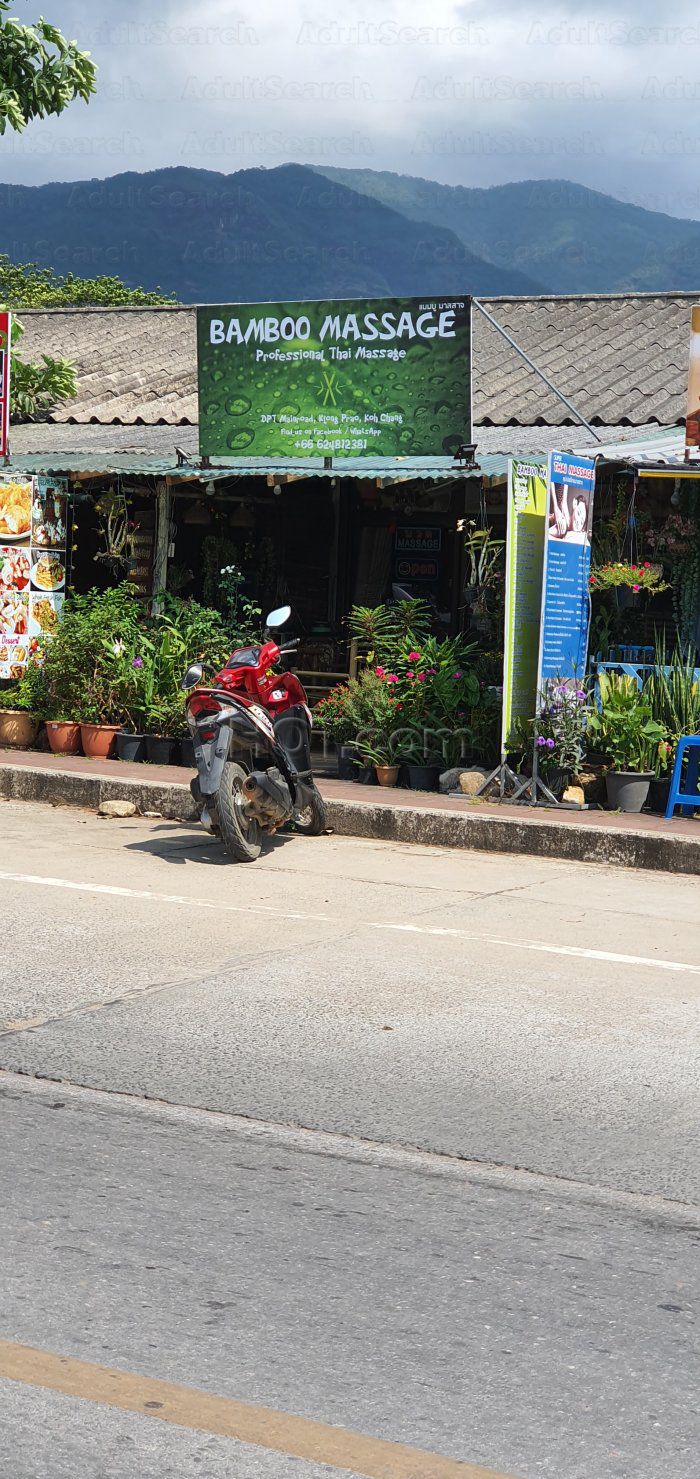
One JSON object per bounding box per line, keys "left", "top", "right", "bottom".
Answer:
{"left": 375, "top": 764, "right": 399, "bottom": 787}
{"left": 0, "top": 710, "right": 38, "bottom": 748}
{"left": 46, "top": 721, "right": 82, "bottom": 756}
{"left": 80, "top": 722, "right": 121, "bottom": 759}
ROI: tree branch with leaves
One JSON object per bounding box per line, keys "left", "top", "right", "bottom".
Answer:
{"left": 0, "top": 0, "right": 96, "bottom": 133}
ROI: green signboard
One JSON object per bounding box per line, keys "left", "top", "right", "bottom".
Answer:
{"left": 197, "top": 296, "right": 471, "bottom": 460}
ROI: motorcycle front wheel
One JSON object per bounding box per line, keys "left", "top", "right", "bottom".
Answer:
{"left": 218, "top": 761, "right": 262, "bottom": 862}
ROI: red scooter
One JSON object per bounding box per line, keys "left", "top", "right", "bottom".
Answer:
{"left": 181, "top": 604, "right": 326, "bottom": 862}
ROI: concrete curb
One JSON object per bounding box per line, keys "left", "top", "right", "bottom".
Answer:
{"left": 0, "top": 762, "right": 198, "bottom": 824}
{"left": 1, "top": 761, "right": 699, "bottom": 876}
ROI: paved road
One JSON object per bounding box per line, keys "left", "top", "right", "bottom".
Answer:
{"left": 0, "top": 799, "right": 699, "bottom": 1478}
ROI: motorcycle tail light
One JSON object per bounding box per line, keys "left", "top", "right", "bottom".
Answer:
{"left": 188, "top": 692, "right": 224, "bottom": 739}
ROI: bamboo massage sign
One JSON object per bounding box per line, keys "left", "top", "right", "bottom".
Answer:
{"left": 0, "top": 474, "right": 68, "bottom": 678}
{"left": 196, "top": 295, "right": 472, "bottom": 459}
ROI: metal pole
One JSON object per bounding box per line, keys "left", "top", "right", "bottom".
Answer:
{"left": 472, "top": 299, "right": 603, "bottom": 443}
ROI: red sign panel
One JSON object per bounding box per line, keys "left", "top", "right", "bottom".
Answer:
{"left": 0, "top": 311, "right": 11, "bottom": 459}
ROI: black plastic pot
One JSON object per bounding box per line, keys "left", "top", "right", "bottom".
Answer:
{"left": 146, "top": 734, "right": 179, "bottom": 766}
{"left": 646, "top": 776, "right": 671, "bottom": 815}
{"left": 116, "top": 730, "right": 147, "bottom": 763}
{"left": 355, "top": 765, "right": 377, "bottom": 785}
{"left": 180, "top": 735, "right": 196, "bottom": 768}
{"left": 337, "top": 743, "right": 357, "bottom": 781}
{"left": 404, "top": 764, "right": 440, "bottom": 792}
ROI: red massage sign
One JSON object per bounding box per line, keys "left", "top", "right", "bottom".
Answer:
{"left": 0, "top": 311, "right": 11, "bottom": 458}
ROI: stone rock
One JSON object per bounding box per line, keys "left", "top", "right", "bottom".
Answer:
{"left": 98, "top": 799, "right": 137, "bottom": 818}
{"left": 439, "top": 767, "right": 465, "bottom": 794}
{"left": 575, "top": 770, "right": 606, "bottom": 804}
{"left": 562, "top": 785, "right": 585, "bottom": 806}
{"left": 143, "top": 810, "right": 162, "bottom": 819}
{"left": 458, "top": 767, "right": 491, "bottom": 796}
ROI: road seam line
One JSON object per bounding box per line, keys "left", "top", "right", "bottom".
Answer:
{"left": 2, "top": 1070, "right": 698, "bottom": 1224}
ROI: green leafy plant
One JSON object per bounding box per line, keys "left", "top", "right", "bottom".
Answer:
{"left": 346, "top": 604, "right": 396, "bottom": 665}
{"left": 313, "top": 683, "right": 356, "bottom": 745}
{"left": 38, "top": 583, "right": 147, "bottom": 726}
{"left": 0, "top": 256, "right": 175, "bottom": 309}
{"left": 0, "top": 2, "right": 96, "bottom": 135}
{"left": 354, "top": 734, "right": 397, "bottom": 768}
{"left": 217, "top": 563, "right": 262, "bottom": 644}
{"left": 586, "top": 672, "right": 667, "bottom": 773}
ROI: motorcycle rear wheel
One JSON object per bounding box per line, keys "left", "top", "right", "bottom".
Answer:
{"left": 218, "top": 761, "right": 263, "bottom": 862}
{"left": 292, "top": 785, "right": 327, "bottom": 837}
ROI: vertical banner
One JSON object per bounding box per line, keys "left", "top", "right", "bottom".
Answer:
{"left": 501, "top": 458, "right": 547, "bottom": 753}
{"left": 0, "top": 474, "right": 67, "bottom": 677}
{"left": 537, "top": 453, "right": 596, "bottom": 689}
{"left": 685, "top": 303, "right": 700, "bottom": 452}
{"left": 0, "top": 310, "right": 11, "bottom": 459}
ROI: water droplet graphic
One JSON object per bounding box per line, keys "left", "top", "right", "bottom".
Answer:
{"left": 226, "top": 395, "right": 252, "bottom": 417}
{"left": 226, "top": 427, "right": 255, "bottom": 451}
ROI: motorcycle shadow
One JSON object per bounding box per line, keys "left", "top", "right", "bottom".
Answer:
{"left": 125, "top": 821, "right": 297, "bottom": 866}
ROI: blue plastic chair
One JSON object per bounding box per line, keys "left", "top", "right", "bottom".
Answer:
{"left": 665, "top": 736, "right": 700, "bottom": 818}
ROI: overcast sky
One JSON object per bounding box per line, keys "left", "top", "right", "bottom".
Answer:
{"left": 4, "top": 0, "right": 700, "bottom": 218}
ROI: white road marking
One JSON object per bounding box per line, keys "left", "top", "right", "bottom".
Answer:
{"left": 0, "top": 869, "right": 698, "bottom": 977}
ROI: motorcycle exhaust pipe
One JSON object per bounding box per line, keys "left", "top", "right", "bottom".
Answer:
{"left": 241, "top": 771, "right": 290, "bottom": 827}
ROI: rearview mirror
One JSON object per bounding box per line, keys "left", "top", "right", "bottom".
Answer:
{"left": 265, "top": 604, "right": 291, "bottom": 630}
{"left": 180, "top": 662, "right": 204, "bottom": 691}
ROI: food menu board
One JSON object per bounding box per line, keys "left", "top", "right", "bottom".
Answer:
{"left": 0, "top": 474, "right": 68, "bottom": 677}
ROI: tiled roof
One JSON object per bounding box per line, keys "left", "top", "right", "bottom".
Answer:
{"left": 16, "top": 293, "right": 698, "bottom": 429}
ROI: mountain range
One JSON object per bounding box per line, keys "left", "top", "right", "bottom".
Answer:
{"left": 2, "top": 163, "right": 700, "bottom": 301}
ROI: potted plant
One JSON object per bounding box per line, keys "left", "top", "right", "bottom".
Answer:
{"left": 643, "top": 639, "right": 700, "bottom": 812}
{"left": 0, "top": 676, "right": 39, "bottom": 748}
{"left": 313, "top": 683, "right": 356, "bottom": 777}
{"left": 355, "top": 734, "right": 399, "bottom": 787}
{"left": 45, "top": 709, "right": 82, "bottom": 756}
{"left": 396, "top": 730, "right": 443, "bottom": 791}
{"left": 144, "top": 693, "right": 185, "bottom": 765}
{"left": 586, "top": 672, "right": 666, "bottom": 812}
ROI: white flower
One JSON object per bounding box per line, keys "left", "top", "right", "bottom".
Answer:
{"left": 113, "top": 640, "right": 124, "bottom": 656}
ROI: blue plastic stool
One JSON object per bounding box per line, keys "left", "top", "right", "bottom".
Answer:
{"left": 665, "top": 736, "right": 700, "bottom": 818}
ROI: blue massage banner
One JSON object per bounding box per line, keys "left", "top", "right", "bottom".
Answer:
{"left": 537, "top": 452, "right": 596, "bottom": 688}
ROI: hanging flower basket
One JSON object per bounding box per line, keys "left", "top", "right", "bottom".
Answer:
{"left": 588, "top": 562, "right": 668, "bottom": 597}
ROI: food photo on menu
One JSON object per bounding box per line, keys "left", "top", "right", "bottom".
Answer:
{"left": 30, "top": 549, "right": 66, "bottom": 592}
{"left": 0, "top": 589, "right": 29, "bottom": 674}
{"left": 0, "top": 546, "right": 30, "bottom": 591}
{"left": 0, "top": 479, "right": 32, "bottom": 546}
{"left": 29, "top": 591, "right": 64, "bottom": 636}
{"left": 32, "top": 479, "right": 68, "bottom": 548}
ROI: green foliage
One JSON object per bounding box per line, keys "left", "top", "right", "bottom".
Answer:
{"left": 158, "top": 594, "right": 233, "bottom": 673}
{"left": 9, "top": 334, "right": 77, "bottom": 420}
{"left": 217, "top": 563, "right": 261, "bottom": 643}
{"left": 0, "top": 2, "right": 96, "bottom": 135}
{"left": 586, "top": 672, "right": 667, "bottom": 773}
{"left": 0, "top": 256, "right": 175, "bottom": 308}
{"left": 354, "top": 735, "right": 397, "bottom": 768}
{"left": 347, "top": 598, "right": 431, "bottom": 667}
{"left": 342, "top": 669, "right": 401, "bottom": 738}
{"left": 643, "top": 639, "right": 700, "bottom": 753}
{"left": 509, "top": 679, "right": 588, "bottom": 778}
{"left": 38, "top": 583, "right": 145, "bottom": 724}
{"left": 313, "top": 684, "right": 356, "bottom": 745}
